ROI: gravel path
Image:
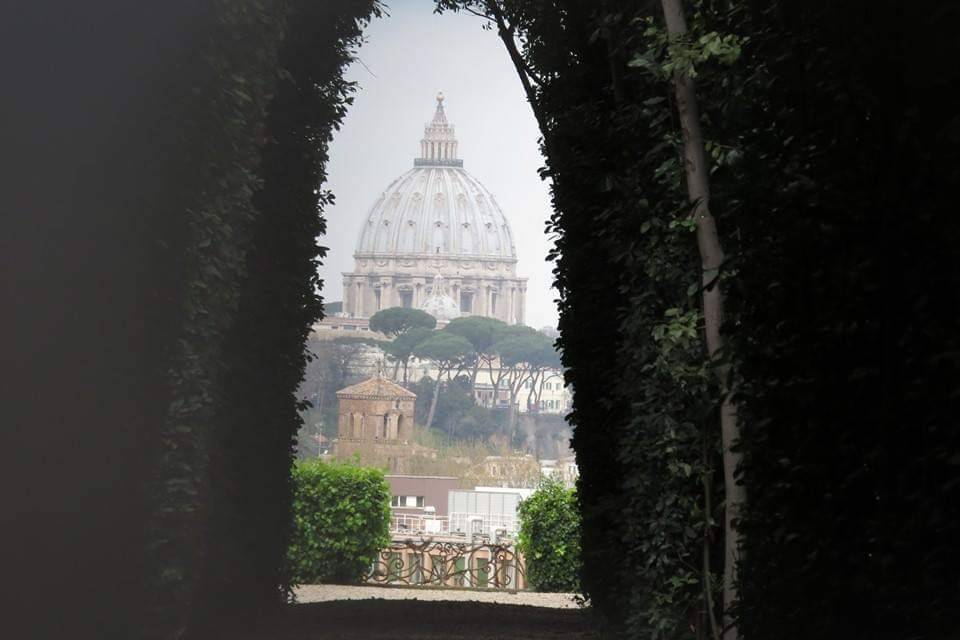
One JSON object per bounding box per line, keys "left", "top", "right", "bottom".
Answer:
{"left": 294, "top": 584, "right": 582, "bottom": 609}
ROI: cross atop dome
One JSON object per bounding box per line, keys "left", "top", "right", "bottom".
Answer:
{"left": 432, "top": 92, "right": 447, "bottom": 125}
{"left": 415, "top": 92, "right": 463, "bottom": 168}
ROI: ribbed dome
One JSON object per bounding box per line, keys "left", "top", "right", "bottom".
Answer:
{"left": 354, "top": 94, "right": 517, "bottom": 261}
{"left": 342, "top": 95, "right": 528, "bottom": 326}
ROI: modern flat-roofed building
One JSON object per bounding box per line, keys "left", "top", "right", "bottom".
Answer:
{"left": 385, "top": 474, "right": 460, "bottom": 517}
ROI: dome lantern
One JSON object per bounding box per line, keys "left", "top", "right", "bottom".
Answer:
{"left": 415, "top": 92, "right": 462, "bottom": 168}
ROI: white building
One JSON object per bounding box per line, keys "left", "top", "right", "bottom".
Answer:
{"left": 340, "top": 93, "right": 527, "bottom": 324}
{"left": 539, "top": 454, "right": 579, "bottom": 489}
{"left": 409, "top": 357, "right": 571, "bottom": 416}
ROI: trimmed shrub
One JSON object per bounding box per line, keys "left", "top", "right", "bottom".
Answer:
{"left": 287, "top": 461, "right": 391, "bottom": 584}
{"left": 517, "top": 478, "right": 582, "bottom": 593}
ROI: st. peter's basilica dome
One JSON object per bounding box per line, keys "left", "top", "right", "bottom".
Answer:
{"left": 342, "top": 94, "right": 527, "bottom": 325}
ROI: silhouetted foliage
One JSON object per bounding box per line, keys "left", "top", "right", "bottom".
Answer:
{"left": 442, "top": 1, "right": 960, "bottom": 638}
{"left": 710, "top": 3, "right": 960, "bottom": 638}
{"left": 167, "top": 3, "right": 383, "bottom": 635}
{"left": 437, "top": 1, "right": 718, "bottom": 633}
{"left": 11, "top": 2, "right": 381, "bottom": 638}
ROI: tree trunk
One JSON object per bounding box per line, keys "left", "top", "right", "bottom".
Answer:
{"left": 659, "top": 1, "right": 746, "bottom": 637}
{"left": 702, "top": 421, "right": 722, "bottom": 640}
{"left": 425, "top": 374, "right": 442, "bottom": 430}
{"left": 506, "top": 369, "right": 530, "bottom": 438}
{"left": 525, "top": 370, "right": 538, "bottom": 411}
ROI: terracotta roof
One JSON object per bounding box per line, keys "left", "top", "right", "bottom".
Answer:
{"left": 336, "top": 375, "right": 417, "bottom": 399}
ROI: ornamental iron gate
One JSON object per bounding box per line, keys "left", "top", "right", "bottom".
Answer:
{"left": 367, "top": 539, "right": 527, "bottom": 590}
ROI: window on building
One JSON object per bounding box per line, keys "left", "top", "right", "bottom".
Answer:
{"left": 400, "top": 290, "right": 413, "bottom": 308}
{"left": 460, "top": 291, "right": 473, "bottom": 313}
{"left": 391, "top": 495, "right": 425, "bottom": 508}
{"left": 374, "top": 288, "right": 382, "bottom": 310}
{"left": 490, "top": 292, "right": 497, "bottom": 315}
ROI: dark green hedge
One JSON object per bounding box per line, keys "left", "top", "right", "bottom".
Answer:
{"left": 143, "top": 3, "right": 382, "bottom": 636}
{"left": 517, "top": 479, "right": 581, "bottom": 593}
{"left": 194, "top": 0, "right": 381, "bottom": 624}
{"left": 9, "top": 2, "right": 379, "bottom": 638}
{"left": 288, "top": 461, "right": 391, "bottom": 584}
{"left": 710, "top": 3, "right": 960, "bottom": 638}
{"left": 440, "top": 1, "right": 960, "bottom": 638}
{"left": 443, "top": 4, "right": 718, "bottom": 635}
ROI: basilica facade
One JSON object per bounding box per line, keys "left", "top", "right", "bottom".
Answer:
{"left": 341, "top": 94, "right": 527, "bottom": 325}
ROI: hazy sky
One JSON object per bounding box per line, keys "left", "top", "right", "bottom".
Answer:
{"left": 318, "top": 0, "right": 558, "bottom": 329}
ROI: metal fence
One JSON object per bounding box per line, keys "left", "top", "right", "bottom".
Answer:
{"left": 367, "top": 539, "right": 526, "bottom": 590}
